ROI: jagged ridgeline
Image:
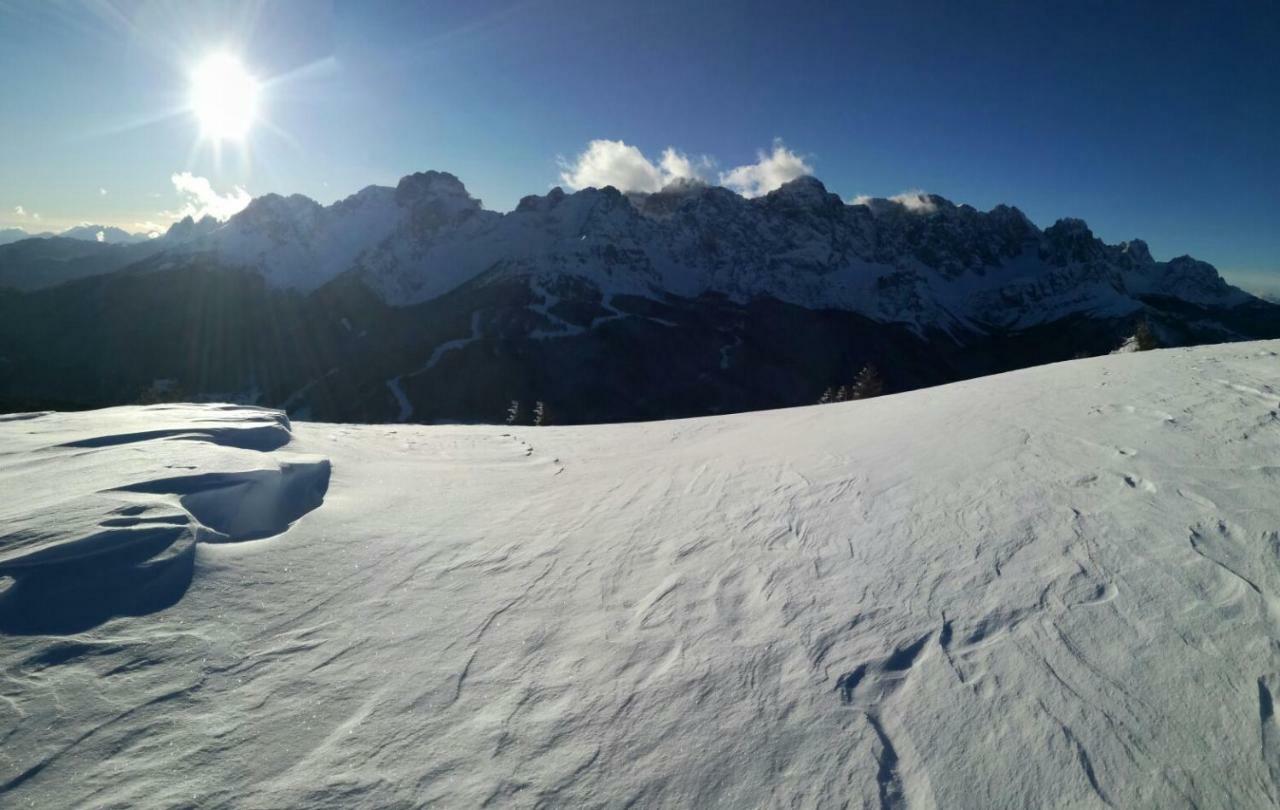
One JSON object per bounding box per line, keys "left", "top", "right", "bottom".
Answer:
{"left": 1, "top": 172, "right": 1278, "bottom": 423}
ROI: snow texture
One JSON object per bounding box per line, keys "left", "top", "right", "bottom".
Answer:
{"left": 2, "top": 342, "right": 1280, "bottom": 807}
{"left": 0, "top": 405, "right": 328, "bottom": 635}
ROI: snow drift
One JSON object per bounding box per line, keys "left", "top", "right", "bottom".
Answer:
{"left": 1, "top": 342, "right": 1279, "bottom": 807}
{"left": 0, "top": 405, "right": 328, "bottom": 634}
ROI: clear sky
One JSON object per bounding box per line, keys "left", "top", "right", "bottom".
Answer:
{"left": 1, "top": 0, "right": 1277, "bottom": 291}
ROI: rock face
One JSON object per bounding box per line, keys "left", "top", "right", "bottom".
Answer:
{"left": 0, "top": 171, "right": 1276, "bottom": 423}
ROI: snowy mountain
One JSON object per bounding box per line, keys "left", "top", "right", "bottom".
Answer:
{"left": 0, "top": 224, "right": 154, "bottom": 251}
{"left": 0, "top": 171, "right": 1277, "bottom": 421}
{"left": 161, "top": 214, "right": 220, "bottom": 242}
{"left": 3, "top": 340, "right": 1280, "bottom": 806}
{"left": 0, "top": 227, "right": 53, "bottom": 246}
{"left": 154, "top": 172, "right": 494, "bottom": 292}
{"left": 155, "top": 171, "right": 1253, "bottom": 331}
{"left": 0, "top": 218, "right": 226, "bottom": 292}
{"left": 58, "top": 224, "right": 154, "bottom": 244}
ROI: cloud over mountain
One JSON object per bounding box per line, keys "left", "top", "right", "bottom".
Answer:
{"left": 558, "top": 138, "right": 815, "bottom": 197}
{"left": 718, "top": 140, "right": 813, "bottom": 198}
{"left": 169, "top": 172, "right": 251, "bottom": 221}
{"left": 558, "top": 140, "right": 710, "bottom": 193}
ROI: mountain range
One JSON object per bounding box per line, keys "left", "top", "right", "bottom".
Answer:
{"left": 0, "top": 224, "right": 156, "bottom": 247}
{"left": 1, "top": 171, "right": 1277, "bottom": 422}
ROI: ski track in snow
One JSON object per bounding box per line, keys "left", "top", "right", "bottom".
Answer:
{"left": 528, "top": 279, "right": 586, "bottom": 339}
{"left": 385, "top": 375, "right": 413, "bottom": 422}
{"left": 1, "top": 342, "right": 1280, "bottom": 807}
{"left": 387, "top": 311, "right": 485, "bottom": 422}
{"left": 589, "top": 292, "right": 627, "bottom": 330}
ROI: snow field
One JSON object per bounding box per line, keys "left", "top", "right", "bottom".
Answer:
{"left": 1, "top": 342, "right": 1278, "bottom": 807}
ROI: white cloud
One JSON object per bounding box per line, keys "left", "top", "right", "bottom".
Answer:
{"left": 657, "top": 148, "right": 709, "bottom": 185}
{"left": 32, "top": 212, "right": 40, "bottom": 220}
{"left": 849, "top": 190, "right": 939, "bottom": 214}
{"left": 888, "top": 190, "right": 937, "bottom": 214}
{"left": 558, "top": 140, "right": 710, "bottom": 193}
{"left": 718, "top": 140, "right": 814, "bottom": 198}
{"left": 99, "top": 187, "right": 108, "bottom": 196}
{"left": 95, "top": 230, "right": 105, "bottom": 242}
{"left": 167, "top": 172, "right": 251, "bottom": 221}
{"left": 13, "top": 205, "right": 25, "bottom": 217}
{"left": 557, "top": 138, "right": 823, "bottom": 199}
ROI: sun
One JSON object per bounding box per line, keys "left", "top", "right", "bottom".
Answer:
{"left": 189, "top": 53, "right": 260, "bottom": 141}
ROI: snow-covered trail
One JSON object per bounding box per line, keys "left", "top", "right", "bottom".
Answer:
{"left": 2, "top": 342, "right": 1279, "bottom": 807}
{"left": 386, "top": 310, "right": 486, "bottom": 422}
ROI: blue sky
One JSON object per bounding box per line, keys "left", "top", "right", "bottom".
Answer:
{"left": 1, "top": 0, "right": 1277, "bottom": 291}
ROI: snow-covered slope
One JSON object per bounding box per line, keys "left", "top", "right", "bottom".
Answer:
{"left": 3, "top": 341, "right": 1280, "bottom": 807}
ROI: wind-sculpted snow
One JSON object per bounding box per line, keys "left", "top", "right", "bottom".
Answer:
{"left": 2, "top": 343, "right": 1280, "bottom": 806}
{"left": 0, "top": 405, "right": 329, "bottom": 634}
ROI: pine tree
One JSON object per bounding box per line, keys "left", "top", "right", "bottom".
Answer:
{"left": 818, "top": 387, "right": 834, "bottom": 405}
{"left": 533, "top": 401, "right": 547, "bottom": 426}
{"left": 849, "top": 364, "right": 884, "bottom": 400}
{"left": 506, "top": 400, "right": 522, "bottom": 425}
{"left": 834, "top": 385, "right": 849, "bottom": 402}
{"left": 1134, "top": 318, "right": 1158, "bottom": 351}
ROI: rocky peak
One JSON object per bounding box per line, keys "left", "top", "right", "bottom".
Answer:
{"left": 765, "top": 175, "right": 842, "bottom": 209}
{"left": 1120, "top": 239, "right": 1154, "bottom": 265}
{"left": 516, "top": 186, "right": 568, "bottom": 214}
{"left": 164, "top": 214, "right": 221, "bottom": 242}
{"left": 395, "top": 171, "right": 480, "bottom": 212}
{"left": 239, "top": 193, "right": 322, "bottom": 222}
{"left": 1042, "top": 217, "right": 1103, "bottom": 265}
{"left": 629, "top": 178, "right": 716, "bottom": 219}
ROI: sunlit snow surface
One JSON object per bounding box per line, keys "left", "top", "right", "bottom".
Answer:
{"left": 2, "top": 342, "right": 1280, "bottom": 807}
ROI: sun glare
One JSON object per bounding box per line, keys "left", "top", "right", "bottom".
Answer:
{"left": 190, "top": 53, "right": 259, "bottom": 141}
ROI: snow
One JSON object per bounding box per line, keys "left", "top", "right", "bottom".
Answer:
{"left": 186, "top": 186, "right": 404, "bottom": 292}
{"left": 57, "top": 224, "right": 152, "bottom": 244}
{"left": 589, "top": 291, "right": 628, "bottom": 329}
{"left": 527, "top": 279, "right": 585, "bottom": 339}
{"left": 386, "top": 375, "right": 413, "bottom": 422}
{"left": 385, "top": 311, "right": 486, "bottom": 422}
{"left": 0, "top": 406, "right": 328, "bottom": 636}
{"left": 421, "top": 310, "right": 484, "bottom": 370}
{"left": 3, "top": 342, "right": 1280, "bottom": 806}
